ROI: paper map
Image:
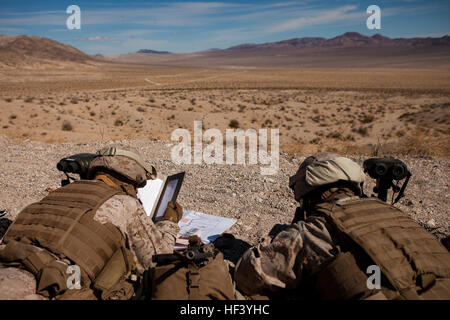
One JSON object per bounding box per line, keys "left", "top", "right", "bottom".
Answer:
{"left": 175, "top": 210, "right": 236, "bottom": 250}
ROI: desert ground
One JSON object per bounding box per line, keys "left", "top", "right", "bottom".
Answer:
{"left": 0, "top": 62, "right": 449, "bottom": 156}
{"left": 0, "top": 60, "right": 449, "bottom": 249}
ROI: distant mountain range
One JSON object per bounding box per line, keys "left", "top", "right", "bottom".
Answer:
{"left": 134, "top": 32, "right": 450, "bottom": 54}
{"left": 137, "top": 49, "right": 171, "bottom": 54}
{"left": 111, "top": 32, "right": 450, "bottom": 68}
{"left": 1, "top": 32, "right": 450, "bottom": 69}
{"left": 224, "top": 32, "right": 450, "bottom": 51}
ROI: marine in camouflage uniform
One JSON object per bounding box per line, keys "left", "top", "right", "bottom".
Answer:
{"left": 0, "top": 145, "right": 182, "bottom": 300}
{"left": 234, "top": 153, "right": 450, "bottom": 300}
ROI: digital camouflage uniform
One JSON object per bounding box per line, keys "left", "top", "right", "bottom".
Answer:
{"left": 94, "top": 195, "right": 178, "bottom": 274}
{"left": 0, "top": 145, "right": 179, "bottom": 300}
{"left": 235, "top": 153, "right": 450, "bottom": 300}
{"left": 234, "top": 191, "right": 344, "bottom": 296}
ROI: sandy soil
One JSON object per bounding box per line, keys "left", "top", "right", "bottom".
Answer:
{"left": 1, "top": 64, "right": 449, "bottom": 157}
{"left": 0, "top": 62, "right": 448, "bottom": 252}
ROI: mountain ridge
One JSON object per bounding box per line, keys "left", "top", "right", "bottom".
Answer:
{"left": 137, "top": 49, "right": 171, "bottom": 54}
{"left": 0, "top": 34, "right": 92, "bottom": 68}
{"left": 224, "top": 32, "right": 450, "bottom": 51}
{"left": 1, "top": 32, "right": 450, "bottom": 69}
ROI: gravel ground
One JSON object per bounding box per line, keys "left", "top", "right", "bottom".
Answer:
{"left": 0, "top": 136, "right": 448, "bottom": 248}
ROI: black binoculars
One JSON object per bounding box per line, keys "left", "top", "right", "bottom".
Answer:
{"left": 56, "top": 153, "right": 98, "bottom": 183}
{"left": 363, "top": 157, "right": 411, "bottom": 203}
{"left": 363, "top": 157, "right": 409, "bottom": 181}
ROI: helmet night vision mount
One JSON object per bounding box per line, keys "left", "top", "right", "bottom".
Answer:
{"left": 363, "top": 157, "right": 411, "bottom": 204}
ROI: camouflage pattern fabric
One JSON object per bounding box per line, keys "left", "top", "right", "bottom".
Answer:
{"left": 94, "top": 194, "right": 179, "bottom": 275}
{"left": 88, "top": 144, "right": 155, "bottom": 187}
{"left": 234, "top": 215, "right": 338, "bottom": 296}
{"left": 0, "top": 193, "right": 178, "bottom": 299}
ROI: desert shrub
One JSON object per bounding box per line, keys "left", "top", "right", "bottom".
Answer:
{"left": 137, "top": 107, "right": 145, "bottom": 112}
{"left": 167, "top": 115, "right": 175, "bottom": 120}
{"left": 326, "top": 131, "right": 341, "bottom": 139}
{"left": 24, "top": 97, "right": 34, "bottom": 103}
{"left": 149, "top": 97, "right": 155, "bottom": 103}
{"left": 360, "top": 114, "right": 375, "bottom": 124}
{"left": 353, "top": 126, "right": 368, "bottom": 136}
{"left": 62, "top": 120, "right": 73, "bottom": 131}
{"left": 396, "top": 130, "right": 405, "bottom": 137}
{"left": 114, "top": 119, "right": 123, "bottom": 126}
{"left": 400, "top": 127, "right": 449, "bottom": 156}
{"left": 345, "top": 134, "right": 355, "bottom": 141}
{"left": 90, "top": 111, "right": 96, "bottom": 116}
{"left": 9, "top": 114, "right": 17, "bottom": 120}
{"left": 4, "top": 98, "right": 12, "bottom": 102}
{"left": 229, "top": 119, "right": 239, "bottom": 128}
{"left": 311, "top": 115, "right": 323, "bottom": 123}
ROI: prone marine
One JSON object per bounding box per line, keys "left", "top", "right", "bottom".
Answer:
{"left": 0, "top": 144, "right": 183, "bottom": 300}
{"left": 234, "top": 152, "right": 450, "bottom": 300}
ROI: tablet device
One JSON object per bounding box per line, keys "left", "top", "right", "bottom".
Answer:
{"left": 137, "top": 172, "right": 185, "bottom": 222}
{"left": 153, "top": 172, "right": 185, "bottom": 222}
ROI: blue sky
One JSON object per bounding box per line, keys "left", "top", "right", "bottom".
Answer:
{"left": 0, "top": 0, "right": 449, "bottom": 54}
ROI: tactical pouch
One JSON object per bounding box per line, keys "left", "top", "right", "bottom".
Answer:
{"left": 0, "top": 240, "right": 69, "bottom": 297}
{"left": 314, "top": 252, "right": 376, "bottom": 300}
{"left": 151, "top": 251, "right": 235, "bottom": 300}
{"left": 93, "top": 246, "right": 136, "bottom": 300}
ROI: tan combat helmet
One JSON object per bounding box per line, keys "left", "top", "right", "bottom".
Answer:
{"left": 289, "top": 152, "right": 365, "bottom": 202}
{"left": 88, "top": 144, "right": 156, "bottom": 187}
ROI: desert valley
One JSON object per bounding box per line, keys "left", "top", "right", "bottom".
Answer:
{"left": 0, "top": 32, "right": 449, "bottom": 244}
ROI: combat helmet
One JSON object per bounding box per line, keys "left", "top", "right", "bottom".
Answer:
{"left": 289, "top": 152, "right": 365, "bottom": 202}
{"left": 88, "top": 144, "right": 156, "bottom": 188}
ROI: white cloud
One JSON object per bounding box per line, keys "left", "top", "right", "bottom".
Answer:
{"left": 271, "top": 5, "right": 362, "bottom": 33}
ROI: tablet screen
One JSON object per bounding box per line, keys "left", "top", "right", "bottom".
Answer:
{"left": 153, "top": 172, "right": 185, "bottom": 221}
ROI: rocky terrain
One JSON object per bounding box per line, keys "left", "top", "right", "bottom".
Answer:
{"left": 0, "top": 136, "right": 448, "bottom": 250}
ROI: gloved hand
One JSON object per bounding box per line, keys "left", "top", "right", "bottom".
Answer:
{"left": 163, "top": 201, "right": 183, "bottom": 223}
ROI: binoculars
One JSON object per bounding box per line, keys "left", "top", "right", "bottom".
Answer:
{"left": 363, "top": 157, "right": 411, "bottom": 203}
{"left": 363, "top": 158, "right": 409, "bottom": 181}
{"left": 56, "top": 153, "right": 98, "bottom": 184}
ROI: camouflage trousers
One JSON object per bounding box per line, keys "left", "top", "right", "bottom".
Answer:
{"left": 0, "top": 267, "right": 47, "bottom": 300}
